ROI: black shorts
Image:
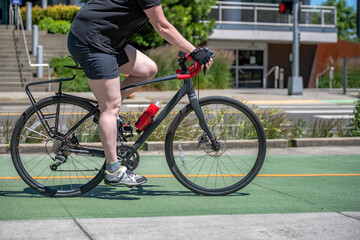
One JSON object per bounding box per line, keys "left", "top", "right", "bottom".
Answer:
{"left": 67, "top": 31, "right": 129, "bottom": 79}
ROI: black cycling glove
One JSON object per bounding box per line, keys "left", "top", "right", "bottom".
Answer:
{"left": 190, "top": 47, "right": 211, "bottom": 65}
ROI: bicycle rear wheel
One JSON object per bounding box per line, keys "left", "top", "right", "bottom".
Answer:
{"left": 165, "top": 96, "right": 266, "bottom": 196}
{"left": 10, "top": 96, "right": 105, "bottom": 197}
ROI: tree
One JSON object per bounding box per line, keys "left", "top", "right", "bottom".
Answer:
{"left": 322, "top": 0, "right": 358, "bottom": 41}
{"left": 130, "top": 0, "right": 217, "bottom": 49}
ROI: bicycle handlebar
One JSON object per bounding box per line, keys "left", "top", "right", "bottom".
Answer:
{"left": 176, "top": 53, "right": 202, "bottom": 80}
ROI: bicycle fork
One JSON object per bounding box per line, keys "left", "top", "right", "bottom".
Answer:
{"left": 187, "top": 87, "right": 220, "bottom": 151}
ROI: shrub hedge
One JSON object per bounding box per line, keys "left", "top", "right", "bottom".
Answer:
{"left": 38, "top": 17, "right": 71, "bottom": 34}
{"left": 20, "top": 4, "right": 80, "bottom": 25}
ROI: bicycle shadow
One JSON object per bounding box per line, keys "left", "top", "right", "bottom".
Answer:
{"left": 81, "top": 184, "right": 250, "bottom": 200}
{"left": 0, "top": 184, "right": 250, "bottom": 200}
{"left": 0, "top": 187, "right": 46, "bottom": 198}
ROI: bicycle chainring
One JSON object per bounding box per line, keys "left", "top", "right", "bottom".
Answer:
{"left": 116, "top": 145, "right": 140, "bottom": 171}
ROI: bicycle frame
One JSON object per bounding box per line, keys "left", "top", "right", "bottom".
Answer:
{"left": 24, "top": 58, "right": 218, "bottom": 158}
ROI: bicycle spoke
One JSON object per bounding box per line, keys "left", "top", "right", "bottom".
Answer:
{"left": 168, "top": 97, "right": 265, "bottom": 195}
{"left": 13, "top": 98, "right": 104, "bottom": 196}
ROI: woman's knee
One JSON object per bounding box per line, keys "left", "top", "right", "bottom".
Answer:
{"left": 147, "top": 61, "right": 158, "bottom": 79}
{"left": 100, "top": 98, "right": 121, "bottom": 116}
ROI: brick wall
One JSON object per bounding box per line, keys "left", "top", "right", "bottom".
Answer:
{"left": 308, "top": 40, "right": 360, "bottom": 88}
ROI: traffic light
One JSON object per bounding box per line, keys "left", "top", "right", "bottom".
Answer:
{"left": 279, "top": 0, "right": 293, "bottom": 14}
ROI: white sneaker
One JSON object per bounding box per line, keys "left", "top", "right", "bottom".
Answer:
{"left": 104, "top": 165, "right": 147, "bottom": 186}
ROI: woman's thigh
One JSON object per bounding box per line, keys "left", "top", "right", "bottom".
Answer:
{"left": 119, "top": 45, "right": 158, "bottom": 79}
{"left": 87, "top": 77, "right": 122, "bottom": 112}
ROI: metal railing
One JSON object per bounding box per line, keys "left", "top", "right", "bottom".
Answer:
{"left": 264, "top": 66, "right": 280, "bottom": 89}
{"left": 316, "top": 66, "right": 334, "bottom": 88}
{"left": 15, "top": 5, "right": 52, "bottom": 90}
{"left": 209, "top": 1, "right": 337, "bottom": 28}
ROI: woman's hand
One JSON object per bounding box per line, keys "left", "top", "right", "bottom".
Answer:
{"left": 190, "top": 47, "right": 215, "bottom": 71}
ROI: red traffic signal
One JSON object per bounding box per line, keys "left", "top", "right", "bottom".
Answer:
{"left": 279, "top": 0, "right": 293, "bottom": 14}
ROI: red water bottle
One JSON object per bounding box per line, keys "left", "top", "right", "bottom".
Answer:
{"left": 135, "top": 101, "right": 160, "bottom": 131}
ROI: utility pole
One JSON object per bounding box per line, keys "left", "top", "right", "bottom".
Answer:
{"left": 288, "top": 0, "right": 303, "bottom": 95}
{"left": 357, "top": 0, "right": 360, "bottom": 40}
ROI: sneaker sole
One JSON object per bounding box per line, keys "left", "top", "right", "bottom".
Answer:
{"left": 104, "top": 179, "right": 147, "bottom": 187}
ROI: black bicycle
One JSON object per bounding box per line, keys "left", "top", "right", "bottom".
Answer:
{"left": 10, "top": 50, "right": 266, "bottom": 197}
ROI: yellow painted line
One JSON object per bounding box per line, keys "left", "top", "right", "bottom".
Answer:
{"left": 257, "top": 173, "right": 360, "bottom": 177}
{"left": 1, "top": 173, "right": 360, "bottom": 180}
{"left": 247, "top": 100, "right": 323, "bottom": 105}
{"left": 1, "top": 176, "right": 95, "bottom": 180}
{"left": 0, "top": 113, "right": 22, "bottom": 116}
{"left": 0, "top": 112, "right": 88, "bottom": 116}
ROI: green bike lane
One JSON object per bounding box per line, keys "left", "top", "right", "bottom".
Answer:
{"left": 1, "top": 147, "right": 359, "bottom": 221}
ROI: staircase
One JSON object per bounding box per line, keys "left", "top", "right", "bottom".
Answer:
{"left": 0, "top": 25, "right": 69, "bottom": 92}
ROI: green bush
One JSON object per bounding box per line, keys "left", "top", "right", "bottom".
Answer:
{"left": 44, "top": 4, "right": 80, "bottom": 21}
{"left": 21, "top": 5, "right": 80, "bottom": 26}
{"left": 129, "top": 0, "right": 217, "bottom": 50}
{"left": 256, "top": 107, "right": 291, "bottom": 139}
{"left": 49, "top": 20, "right": 71, "bottom": 34}
{"left": 349, "top": 93, "right": 360, "bottom": 136}
{"left": 50, "top": 56, "right": 90, "bottom": 92}
{"left": 38, "top": 17, "right": 54, "bottom": 32}
{"left": 319, "top": 59, "right": 360, "bottom": 88}
{"left": 39, "top": 17, "right": 71, "bottom": 34}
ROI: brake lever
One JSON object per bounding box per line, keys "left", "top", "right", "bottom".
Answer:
{"left": 203, "top": 48, "right": 216, "bottom": 76}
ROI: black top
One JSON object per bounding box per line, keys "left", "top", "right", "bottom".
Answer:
{"left": 70, "top": 0, "right": 161, "bottom": 54}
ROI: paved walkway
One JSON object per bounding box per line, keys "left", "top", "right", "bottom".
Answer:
{"left": 0, "top": 88, "right": 358, "bottom": 105}
{"left": 1, "top": 212, "right": 359, "bottom": 240}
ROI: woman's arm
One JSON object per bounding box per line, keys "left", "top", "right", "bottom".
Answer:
{"left": 144, "top": 5, "right": 196, "bottom": 53}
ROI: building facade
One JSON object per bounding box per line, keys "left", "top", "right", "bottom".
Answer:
{"left": 206, "top": 0, "right": 338, "bottom": 88}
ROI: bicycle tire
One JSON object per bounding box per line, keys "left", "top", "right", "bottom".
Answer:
{"left": 165, "top": 96, "right": 266, "bottom": 196}
{"left": 11, "top": 96, "right": 105, "bottom": 197}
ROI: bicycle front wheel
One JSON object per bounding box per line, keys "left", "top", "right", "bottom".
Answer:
{"left": 10, "top": 96, "right": 105, "bottom": 197}
{"left": 165, "top": 96, "right": 266, "bottom": 196}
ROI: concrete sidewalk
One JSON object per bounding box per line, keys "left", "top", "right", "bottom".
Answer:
{"left": 0, "top": 88, "right": 358, "bottom": 105}
{"left": 1, "top": 212, "right": 360, "bottom": 240}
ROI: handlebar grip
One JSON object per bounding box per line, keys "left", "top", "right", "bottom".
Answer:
{"left": 185, "top": 54, "right": 194, "bottom": 61}
{"left": 177, "top": 61, "right": 201, "bottom": 80}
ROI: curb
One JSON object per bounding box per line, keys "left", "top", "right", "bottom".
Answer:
{"left": 290, "top": 137, "right": 360, "bottom": 147}
{"left": 1, "top": 138, "right": 359, "bottom": 154}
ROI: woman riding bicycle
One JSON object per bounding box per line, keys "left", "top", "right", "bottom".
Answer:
{"left": 67, "top": 0, "right": 214, "bottom": 187}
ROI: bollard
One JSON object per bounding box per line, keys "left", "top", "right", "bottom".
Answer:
{"left": 14, "top": 4, "right": 19, "bottom": 29}
{"left": 37, "top": 45, "right": 43, "bottom": 78}
{"left": 41, "top": 0, "right": 47, "bottom": 9}
{"left": 274, "top": 66, "right": 279, "bottom": 89}
{"left": 26, "top": 2, "right": 32, "bottom": 31}
{"left": 329, "top": 66, "right": 334, "bottom": 89}
{"left": 279, "top": 68, "right": 284, "bottom": 89}
{"left": 343, "top": 59, "right": 347, "bottom": 94}
{"left": 32, "top": 25, "right": 38, "bottom": 56}
{"left": 9, "top": 6, "right": 14, "bottom": 25}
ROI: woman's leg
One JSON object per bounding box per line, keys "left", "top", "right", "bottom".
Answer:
{"left": 119, "top": 45, "right": 158, "bottom": 100}
{"left": 87, "top": 77, "right": 121, "bottom": 164}
{"left": 88, "top": 76, "right": 147, "bottom": 185}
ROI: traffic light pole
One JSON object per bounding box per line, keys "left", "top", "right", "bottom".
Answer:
{"left": 288, "top": 0, "right": 303, "bottom": 95}
{"left": 357, "top": 0, "right": 360, "bottom": 39}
